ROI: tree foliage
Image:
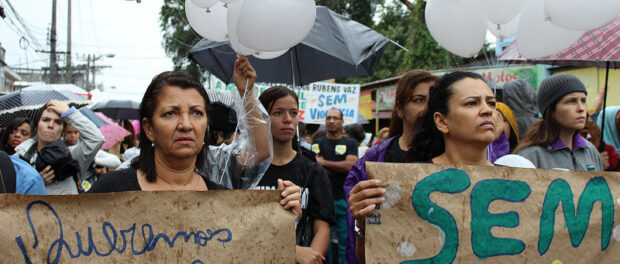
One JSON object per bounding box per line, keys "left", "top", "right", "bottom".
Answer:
{"left": 160, "top": 0, "right": 204, "bottom": 80}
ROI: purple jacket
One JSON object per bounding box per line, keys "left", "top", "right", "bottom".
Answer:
{"left": 343, "top": 136, "right": 398, "bottom": 264}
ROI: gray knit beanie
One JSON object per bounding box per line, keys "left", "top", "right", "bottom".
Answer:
{"left": 537, "top": 74, "right": 587, "bottom": 115}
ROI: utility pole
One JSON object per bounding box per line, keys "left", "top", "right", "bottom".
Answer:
{"left": 92, "top": 55, "right": 96, "bottom": 90}
{"left": 86, "top": 54, "right": 90, "bottom": 89}
{"left": 49, "top": 0, "right": 58, "bottom": 84}
{"left": 66, "top": 0, "right": 72, "bottom": 83}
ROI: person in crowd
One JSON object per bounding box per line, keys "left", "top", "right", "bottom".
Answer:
{"left": 487, "top": 102, "right": 519, "bottom": 162}
{"left": 310, "top": 129, "right": 326, "bottom": 144}
{"left": 119, "top": 119, "right": 139, "bottom": 154}
{"left": 64, "top": 124, "right": 80, "bottom": 147}
{"left": 14, "top": 100, "right": 104, "bottom": 194}
{"left": 344, "top": 70, "right": 436, "bottom": 264}
{"left": 372, "top": 127, "right": 389, "bottom": 146}
{"left": 0, "top": 150, "right": 47, "bottom": 194}
{"left": 502, "top": 79, "right": 540, "bottom": 138}
{"left": 0, "top": 117, "right": 33, "bottom": 155}
{"left": 348, "top": 71, "right": 497, "bottom": 263}
{"left": 298, "top": 122, "right": 312, "bottom": 151}
{"left": 580, "top": 115, "right": 619, "bottom": 171}
{"left": 312, "top": 107, "right": 358, "bottom": 264}
{"left": 344, "top": 124, "right": 369, "bottom": 158}
{"left": 596, "top": 106, "right": 620, "bottom": 153}
{"left": 257, "top": 86, "right": 335, "bottom": 264}
{"left": 515, "top": 74, "right": 603, "bottom": 171}
{"left": 88, "top": 56, "right": 300, "bottom": 216}
{"left": 63, "top": 123, "right": 120, "bottom": 192}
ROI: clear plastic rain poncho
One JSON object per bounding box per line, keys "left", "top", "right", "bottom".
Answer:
{"left": 201, "top": 84, "right": 273, "bottom": 189}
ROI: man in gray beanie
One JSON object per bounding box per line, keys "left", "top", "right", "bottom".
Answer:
{"left": 537, "top": 73, "right": 587, "bottom": 115}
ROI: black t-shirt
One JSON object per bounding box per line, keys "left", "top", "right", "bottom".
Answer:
{"left": 312, "top": 136, "right": 358, "bottom": 200}
{"left": 384, "top": 136, "right": 406, "bottom": 163}
{"left": 255, "top": 152, "right": 336, "bottom": 226}
{"left": 88, "top": 167, "right": 223, "bottom": 193}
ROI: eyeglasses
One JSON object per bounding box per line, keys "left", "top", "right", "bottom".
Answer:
{"left": 326, "top": 116, "right": 341, "bottom": 121}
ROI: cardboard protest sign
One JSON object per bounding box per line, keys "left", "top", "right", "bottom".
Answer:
{"left": 365, "top": 162, "right": 620, "bottom": 264}
{"left": 0, "top": 190, "right": 295, "bottom": 263}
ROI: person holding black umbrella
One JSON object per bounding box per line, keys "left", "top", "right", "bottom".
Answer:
{"left": 14, "top": 100, "right": 105, "bottom": 194}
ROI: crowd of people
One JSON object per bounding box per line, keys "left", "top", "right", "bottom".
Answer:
{"left": 0, "top": 55, "right": 616, "bottom": 264}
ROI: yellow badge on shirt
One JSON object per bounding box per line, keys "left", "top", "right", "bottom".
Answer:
{"left": 312, "top": 144, "right": 320, "bottom": 154}
{"left": 335, "top": 144, "right": 347, "bottom": 155}
{"left": 81, "top": 180, "right": 92, "bottom": 192}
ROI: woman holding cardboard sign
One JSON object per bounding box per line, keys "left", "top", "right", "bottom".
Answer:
{"left": 89, "top": 57, "right": 301, "bottom": 219}
{"left": 348, "top": 71, "right": 500, "bottom": 263}
{"left": 344, "top": 70, "right": 437, "bottom": 263}
{"left": 515, "top": 74, "right": 603, "bottom": 171}
{"left": 257, "top": 86, "right": 335, "bottom": 264}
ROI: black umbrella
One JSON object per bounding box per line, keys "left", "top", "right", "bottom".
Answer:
{"left": 188, "top": 6, "right": 389, "bottom": 86}
{"left": 0, "top": 90, "right": 90, "bottom": 127}
{"left": 91, "top": 99, "right": 140, "bottom": 120}
{"left": 205, "top": 89, "right": 237, "bottom": 132}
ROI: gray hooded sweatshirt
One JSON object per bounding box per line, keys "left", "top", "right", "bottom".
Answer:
{"left": 503, "top": 79, "right": 541, "bottom": 138}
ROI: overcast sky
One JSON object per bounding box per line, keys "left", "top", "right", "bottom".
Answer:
{"left": 1, "top": 0, "right": 175, "bottom": 98}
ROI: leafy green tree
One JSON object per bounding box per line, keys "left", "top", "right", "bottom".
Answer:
{"left": 316, "top": 0, "right": 383, "bottom": 27}
{"left": 160, "top": 0, "right": 204, "bottom": 80}
{"left": 340, "top": 0, "right": 485, "bottom": 84}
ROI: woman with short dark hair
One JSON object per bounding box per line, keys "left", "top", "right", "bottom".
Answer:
{"left": 89, "top": 57, "right": 301, "bottom": 218}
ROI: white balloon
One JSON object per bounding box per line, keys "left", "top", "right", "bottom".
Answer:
{"left": 236, "top": 0, "right": 316, "bottom": 52}
{"left": 220, "top": 0, "right": 239, "bottom": 4}
{"left": 516, "top": 0, "right": 585, "bottom": 59}
{"left": 190, "top": 0, "right": 218, "bottom": 8}
{"left": 545, "top": 0, "right": 620, "bottom": 31}
{"left": 425, "top": 0, "right": 487, "bottom": 58}
{"left": 487, "top": 16, "right": 519, "bottom": 40}
{"left": 227, "top": 0, "right": 256, "bottom": 55}
{"left": 254, "top": 49, "right": 289, "bottom": 60}
{"left": 477, "top": 0, "right": 525, "bottom": 25}
{"left": 185, "top": 0, "right": 228, "bottom": 42}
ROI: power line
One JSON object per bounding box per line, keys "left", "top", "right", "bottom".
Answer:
{"left": 88, "top": 0, "right": 101, "bottom": 54}
{"left": 2, "top": 0, "right": 46, "bottom": 51}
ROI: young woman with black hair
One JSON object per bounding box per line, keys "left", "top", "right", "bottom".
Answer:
{"left": 344, "top": 70, "right": 437, "bottom": 264}
{"left": 257, "top": 86, "right": 335, "bottom": 264}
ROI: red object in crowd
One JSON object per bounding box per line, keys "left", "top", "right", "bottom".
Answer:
{"left": 603, "top": 143, "right": 620, "bottom": 171}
